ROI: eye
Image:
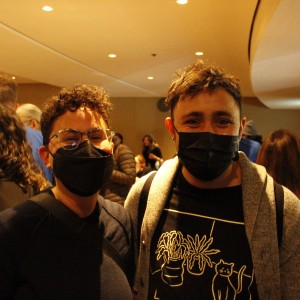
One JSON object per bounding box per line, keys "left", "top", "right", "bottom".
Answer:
{"left": 60, "top": 131, "right": 80, "bottom": 145}
{"left": 215, "top": 118, "right": 232, "bottom": 127}
{"left": 88, "top": 129, "right": 106, "bottom": 143}
{"left": 184, "top": 118, "right": 201, "bottom": 128}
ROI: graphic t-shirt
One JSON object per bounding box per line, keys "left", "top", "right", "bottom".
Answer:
{"left": 148, "top": 172, "right": 258, "bottom": 300}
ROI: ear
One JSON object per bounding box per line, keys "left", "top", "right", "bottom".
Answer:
{"left": 30, "top": 119, "right": 40, "bottom": 130}
{"left": 239, "top": 117, "right": 247, "bottom": 138}
{"left": 165, "top": 117, "right": 175, "bottom": 140}
{"left": 39, "top": 146, "right": 52, "bottom": 169}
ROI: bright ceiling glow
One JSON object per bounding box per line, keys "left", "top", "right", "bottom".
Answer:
{"left": 195, "top": 51, "right": 204, "bottom": 56}
{"left": 108, "top": 53, "right": 117, "bottom": 58}
{"left": 176, "top": 0, "right": 188, "bottom": 4}
{"left": 147, "top": 76, "right": 154, "bottom": 80}
{"left": 42, "top": 6, "right": 54, "bottom": 12}
{"left": 11, "top": 76, "right": 16, "bottom": 80}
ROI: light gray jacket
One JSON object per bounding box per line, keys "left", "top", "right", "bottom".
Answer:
{"left": 125, "top": 152, "right": 300, "bottom": 300}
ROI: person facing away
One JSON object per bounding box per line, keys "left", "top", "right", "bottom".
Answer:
{"left": 16, "top": 103, "right": 53, "bottom": 184}
{"left": 100, "top": 132, "right": 136, "bottom": 205}
{"left": 142, "top": 134, "right": 163, "bottom": 170}
{"left": 0, "top": 104, "right": 48, "bottom": 212}
{"left": 0, "top": 84, "right": 133, "bottom": 299}
{"left": 0, "top": 74, "right": 52, "bottom": 184}
{"left": 124, "top": 60, "right": 300, "bottom": 299}
{"left": 257, "top": 129, "right": 300, "bottom": 198}
{"left": 239, "top": 119, "right": 262, "bottom": 162}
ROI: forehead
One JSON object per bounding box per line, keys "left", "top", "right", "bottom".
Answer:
{"left": 174, "top": 89, "right": 240, "bottom": 119}
{"left": 51, "top": 109, "right": 106, "bottom": 134}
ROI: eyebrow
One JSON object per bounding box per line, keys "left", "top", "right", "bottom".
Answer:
{"left": 181, "top": 110, "right": 233, "bottom": 118}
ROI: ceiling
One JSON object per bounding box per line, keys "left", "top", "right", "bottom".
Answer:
{"left": 0, "top": 0, "right": 299, "bottom": 109}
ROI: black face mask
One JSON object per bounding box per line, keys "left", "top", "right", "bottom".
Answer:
{"left": 53, "top": 140, "right": 114, "bottom": 197}
{"left": 177, "top": 132, "right": 240, "bottom": 181}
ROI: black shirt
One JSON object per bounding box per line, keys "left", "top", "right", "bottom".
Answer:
{"left": 148, "top": 171, "right": 258, "bottom": 300}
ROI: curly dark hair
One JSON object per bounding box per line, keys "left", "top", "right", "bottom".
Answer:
{"left": 165, "top": 60, "right": 242, "bottom": 119}
{"left": 41, "top": 83, "right": 113, "bottom": 145}
{"left": 0, "top": 104, "right": 47, "bottom": 193}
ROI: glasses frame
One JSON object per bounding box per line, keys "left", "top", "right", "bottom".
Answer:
{"left": 48, "top": 127, "right": 113, "bottom": 150}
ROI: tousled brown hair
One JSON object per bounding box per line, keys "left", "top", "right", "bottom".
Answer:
{"left": 165, "top": 60, "right": 242, "bottom": 119}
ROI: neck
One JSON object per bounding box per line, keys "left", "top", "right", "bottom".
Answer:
{"left": 52, "top": 183, "right": 98, "bottom": 217}
{"left": 182, "top": 161, "right": 241, "bottom": 189}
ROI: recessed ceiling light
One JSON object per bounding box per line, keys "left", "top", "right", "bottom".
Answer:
{"left": 108, "top": 54, "right": 117, "bottom": 58}
{"left": 11, "top": 76, "right": 16, "bottom": 80}
{"left": 42, "top": 5, "right": 54, "bottom": 12}
{"left": 176, "top": 0, "right": 188, "bottom": 4}
{"left": 147, "top": 76, "right": 154, "bottom": 80}
{"left": 195, "top": 51, "right": 204, "bottom": 56}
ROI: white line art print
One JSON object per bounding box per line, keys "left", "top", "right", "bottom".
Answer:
{"left": 151, "top": 210, "right": 256, "bottom": 299}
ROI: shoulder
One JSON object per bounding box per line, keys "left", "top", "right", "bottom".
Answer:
{"left": 0, "top": 199, "right": 48, "bottom": 249}
{"left": 125, "top": 157, "right": 180, "bottom": 215}
{"left": 117, "top": 144, "right": 133, "bottom": 155}
{"left": 99, "top": 196, "right": 131, "bottom": 255}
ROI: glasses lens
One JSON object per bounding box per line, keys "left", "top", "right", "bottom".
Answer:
{"left": 58, "top": 129, "right": 81, "bottom": 149}
{"left": 87, "top": 128, "right": 112, "bottom": 147}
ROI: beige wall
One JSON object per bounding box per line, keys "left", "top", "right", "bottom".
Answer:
{"left": 18, "top": 83, "right": 300, "bottom": 161}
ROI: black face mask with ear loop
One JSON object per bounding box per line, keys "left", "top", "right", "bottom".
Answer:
{"left": 177, "top": 131, "right": 240, "bottom": 181}
{"left": 52, "top": 140, "right": 114, "bottom": 197}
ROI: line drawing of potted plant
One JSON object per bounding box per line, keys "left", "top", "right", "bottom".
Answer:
{"left": 155, "top": 230, "right": 188, "bottom": 286}
{"left": 185, "top": 234, "right": 220, "bottom": 276}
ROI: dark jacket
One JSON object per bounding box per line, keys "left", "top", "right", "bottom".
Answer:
{"left": 0, "top": 190, "right": 133, "bottom": 299}
{"left": 101, "top": 143, "right": 136, "bottom": 205}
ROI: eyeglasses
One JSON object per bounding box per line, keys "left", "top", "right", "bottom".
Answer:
{"left": 48, "top": 128, "right": 113, "bottom": 150}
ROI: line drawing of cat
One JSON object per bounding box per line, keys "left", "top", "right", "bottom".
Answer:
{"left": 212, "top": 259, "right": 246, "bottom": 300}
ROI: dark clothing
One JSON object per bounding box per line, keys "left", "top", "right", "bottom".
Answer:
{"left": 0, "top": 179, "right": 36, "bottom": 212}
{"left": 101, "top": 144, "right": 136, "bottom": 205}
{"left": 136, "top": 166, "right": 152, "bottom": 178}
{"left": 239, "top": 138, "right": 260, "bottom": 162}
{"left": 0, "top": 190, "right": 133, "bottom": 299}
{"left": 142, "top": 146, "right": 162, "bottom": 170}
{"left": 148, "top": 172, "right": 258, "bottom": 299}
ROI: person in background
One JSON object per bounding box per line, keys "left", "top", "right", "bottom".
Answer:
{"left": 257, "top": 129, "right": 300, "bottom": 198}
{"left": 142, "top": 134, "right": 163, "bottom": 170}
{"left": 125, "top": 60, "right": 300, "bottom": 299}
{"left": 135, "top": 154, "right": 151, "bottom": 179}
{"left": 16, "top": 103, "right": 53, "bottom": 183}
{"left": 0, "top": 84, "right": 133, "bottom": 299}
{"left": 239, "top": 120, "right": 262, "bottom": 162}
{"left": 0, "top": 104, "right": 48, "bottom": 212}
{"left": 101, "top": 132, "right": 136, "bottom": 205}
{"left": 0, "top": 73, "right": 18, "bottom": 111}
{"left": 0, "top": 74, "right": 53, "bottom": 184}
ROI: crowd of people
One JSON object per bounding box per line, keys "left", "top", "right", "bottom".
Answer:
{"left": 0, "top": 59, "right": 300, "bottom": 299}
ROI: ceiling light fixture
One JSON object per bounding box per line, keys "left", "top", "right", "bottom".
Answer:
{"left": 147, "top": 76, "right": 154, "bottom": 80}
{"left": 176, "top": 0, "right": 188, "bottom": 4}
{"left": 42, "top": 5, "right": 54, "bottom": 12}
{"left": 195, "top": 51, "right": 204, "bottom": 56}
{"left": 108, "top": 54, "right": 117, "bottom": 58}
